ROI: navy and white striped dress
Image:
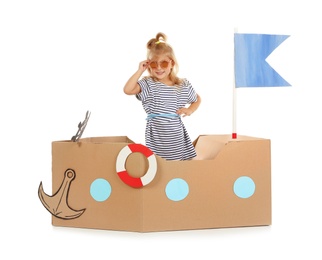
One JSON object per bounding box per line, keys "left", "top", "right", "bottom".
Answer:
{"left": 136, "top": 77, "right": 198, "bottom": 160}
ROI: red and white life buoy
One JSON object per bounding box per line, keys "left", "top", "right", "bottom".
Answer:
{"left": 116, "top": 143, "right": 157, "bottom": 188}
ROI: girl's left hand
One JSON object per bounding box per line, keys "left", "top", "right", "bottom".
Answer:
{"left": 176, "top": 108, "right": 192, "bottom": 117}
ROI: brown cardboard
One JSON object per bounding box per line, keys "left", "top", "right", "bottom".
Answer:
{"left": 49, "top": 134, "right": 271, "bottom": 232}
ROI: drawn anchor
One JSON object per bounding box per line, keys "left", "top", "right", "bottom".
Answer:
{"left": 38, "top": 168, "right": 86, "bottom": 219}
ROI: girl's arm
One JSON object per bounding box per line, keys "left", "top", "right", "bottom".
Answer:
{"left": 123, "top": 60, "right": 149, "bottom": 95}
{"left": 177, "top": 94, "right": 201, "bottom": 117}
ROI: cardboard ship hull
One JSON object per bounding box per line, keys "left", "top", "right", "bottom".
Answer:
{"left": 51, "top": 134, "right": 271, "bottom": 232}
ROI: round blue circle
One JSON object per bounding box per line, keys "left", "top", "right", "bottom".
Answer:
{"left": 165, "top": 178, "right": 189, "bottom": 201}
{"left": 90, "top": 178, "right": 112, "bottom": 202}
{"left": 233, "top": 176, "right": 255, "bottom": 198}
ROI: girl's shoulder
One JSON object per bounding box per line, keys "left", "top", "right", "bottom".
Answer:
{"left": 180, "top": 78, "right": 192, "bottom": 87}
{"left": 140, "top": 76, "right": 158, "bottom": 85}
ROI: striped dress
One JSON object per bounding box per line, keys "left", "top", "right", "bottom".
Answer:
{"left": 136, "top": 77, "right": 198, "bottom": 160}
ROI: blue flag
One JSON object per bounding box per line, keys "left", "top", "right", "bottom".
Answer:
{"left": 234, "top": 33, "right": 291, "bottom": 87}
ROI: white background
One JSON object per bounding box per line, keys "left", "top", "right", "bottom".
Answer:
{"left": 1, "top": 0, "right": 321, "bottom": 259}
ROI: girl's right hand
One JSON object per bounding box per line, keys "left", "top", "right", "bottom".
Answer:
{"left": 139, "top": 60, "right": 150, "bottom": 72}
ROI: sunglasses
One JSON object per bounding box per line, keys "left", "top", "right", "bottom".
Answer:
{"left": 149, "top": 60, "right": 171, "bottom": 69}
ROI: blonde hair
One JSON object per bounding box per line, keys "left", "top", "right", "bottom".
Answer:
{"left": 146, "top": 32, "right": 182, "bottom": 85}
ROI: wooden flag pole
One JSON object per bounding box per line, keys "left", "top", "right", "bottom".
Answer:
{"left": 232, "top": 80, "right": 237, "bottom": 139}
{"left": 232, "top": 28, "right": 238, "bottom": 139}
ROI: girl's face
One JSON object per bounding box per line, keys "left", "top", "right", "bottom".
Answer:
{"left": 149, "top": 54, "right": 173, "bottom": 83}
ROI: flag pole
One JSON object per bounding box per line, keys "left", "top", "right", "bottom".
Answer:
{"left": 232, "top": 79, "right": 237, "bottom": 139}
{"left": 232, "top": 28, "right": 238, "bottom": 139}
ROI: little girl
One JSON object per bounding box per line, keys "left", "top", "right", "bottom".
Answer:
{"left": 123, "top": 32, "right": 201, "bottom": 160}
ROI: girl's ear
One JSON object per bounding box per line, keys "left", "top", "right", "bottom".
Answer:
{"left": 171, "top": 60, "right": 175, "bottom": 66}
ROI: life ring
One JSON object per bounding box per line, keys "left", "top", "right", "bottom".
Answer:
{"left": 116, "top": 143, "right": 157, "bottom": 188}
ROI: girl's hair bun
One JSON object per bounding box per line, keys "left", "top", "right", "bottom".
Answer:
{"left": 147, "top": 32, "right": 167, "bottom": 49}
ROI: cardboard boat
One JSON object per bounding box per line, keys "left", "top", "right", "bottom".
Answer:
{"left": 39, "top": 132, "right": 271, "bottom": 232}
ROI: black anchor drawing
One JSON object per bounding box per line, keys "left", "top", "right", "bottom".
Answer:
{"left": 39, "top": 111, "right": 91, "bottom": 219}
{"left": 38, "top": 168, "right": 86, "bottom": 219}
